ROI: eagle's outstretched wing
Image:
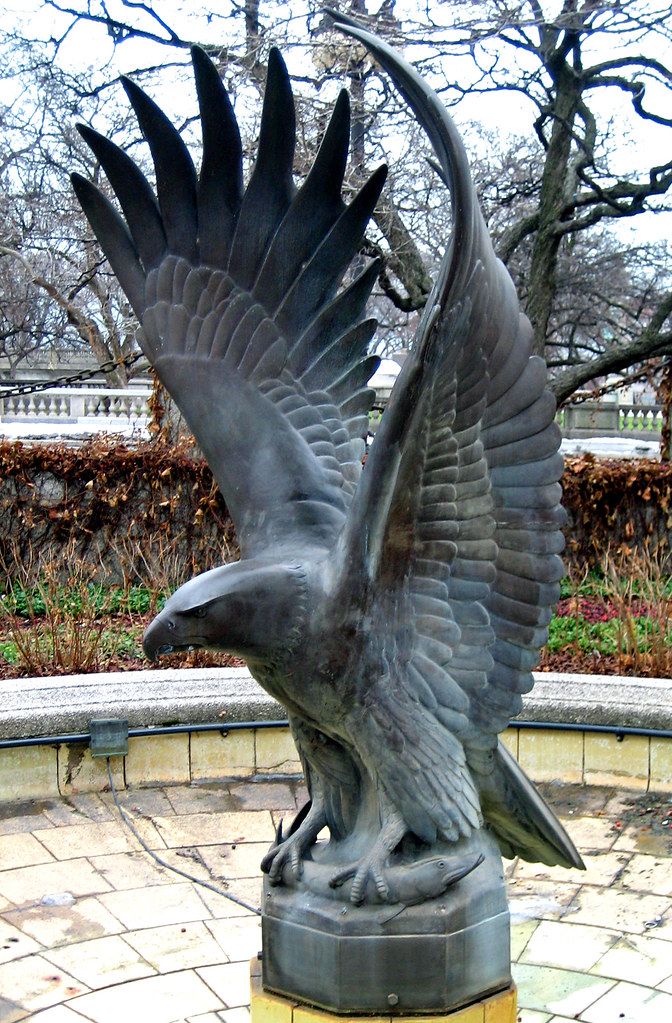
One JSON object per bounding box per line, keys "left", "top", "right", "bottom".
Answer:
{"left": 330, "top": 16, "right": 582, "bottom": 869}
{"left": 72, "top": 47, "right": 384, "bottom": 556}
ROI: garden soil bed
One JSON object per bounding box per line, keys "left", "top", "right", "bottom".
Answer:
{"left": 0, "top": 609, "right": 246, "bottom": 679}
{"left": 1, "top": 595, "right": 670, "bottom": 680}
{"left": 0, "top": 623, "right": 664, "bottom": 680}
{"left": 537, "top": 649, "right": 666, "bottom": 677}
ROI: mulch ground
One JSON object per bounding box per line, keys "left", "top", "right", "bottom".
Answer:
{"left": 0, "top": 637, "right": 663, "bottom": 680}
{"left": 537, "top": 648, "right": 666, "bottom": 677}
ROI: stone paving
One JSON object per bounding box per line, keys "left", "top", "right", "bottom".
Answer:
{"left": 0, "top": 779, "right": 671, "bottom": 1022}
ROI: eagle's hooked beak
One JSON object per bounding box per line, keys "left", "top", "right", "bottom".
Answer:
{"left": 142, "top": 611, "right": 176, "bottom": 661}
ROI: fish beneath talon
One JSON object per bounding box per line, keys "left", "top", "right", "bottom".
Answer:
{"left": 280, "top": 850, "right": 484, "bottom": 905}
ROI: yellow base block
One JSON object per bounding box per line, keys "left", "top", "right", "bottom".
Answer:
{"left": 250, "top": 961, "right": 517, "bottom": 1023}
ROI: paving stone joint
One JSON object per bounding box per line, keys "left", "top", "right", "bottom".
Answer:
{"left": 0, "top": 780, "right": 671, "bottom": 1022}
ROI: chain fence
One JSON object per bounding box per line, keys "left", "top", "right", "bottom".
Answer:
{"left": 0, "top": 352, "right": 148, "bottom": 398}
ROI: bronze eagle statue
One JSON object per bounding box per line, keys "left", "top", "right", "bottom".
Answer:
{"left": 73, "top": 16, "right": 583, "bottom": 908}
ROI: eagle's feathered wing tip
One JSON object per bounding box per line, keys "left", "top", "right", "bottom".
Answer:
{"left": 120, "top": 74, "right": 199, "bottom": 263}
{"left": 75, "top": 123, "right": 167, "bottom": 272}
{"left": 227, "top": 46, "right": 296, "bottom": 290}
{"left": 77, "top": 44, "right": 383, "bottom": 337}
{"left": 252, "top": 88, "right": 351, "bottom": 316}
{"left": 272, "top": 163, "right": 387, "bottom": 343}
{"left": 70, "top": 172, "right": 146, "bottom": 320}
{"left": 74, "top": 39, "right": 383, "bottom": 551}
{"left": 190, "top": 44, "right": 244, "bottom": 269}
{"left": 326, "top": 7, "right": 473, "bottom": 242}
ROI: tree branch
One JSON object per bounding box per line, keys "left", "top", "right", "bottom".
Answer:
{"left": 0, "top": 245, "right": 124, "bottom": 383}
{"left": 584, "top": 54, "right": 672, "bottom": 83}
{"left": 551, "top": 290, "right": 672, "bottom": 404}
{"left": 371, "top": 201, "right": 433, "bottom": 311}
{"left": 496, "top": 212, "right": 540, "bottom": 263}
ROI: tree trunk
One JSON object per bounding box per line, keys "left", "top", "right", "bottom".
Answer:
{"left": 525, "top": 69, "right": 581, "bottom": 356}
{"left": 659, "top": 360, "right": 672, "bottom": 462}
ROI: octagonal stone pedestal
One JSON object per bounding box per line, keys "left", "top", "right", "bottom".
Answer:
{"left": 251, "top": 961, "right": 517, "bottom": 1023}
{"left": 259, "top": 832, "right": 511, "bottom": 1016}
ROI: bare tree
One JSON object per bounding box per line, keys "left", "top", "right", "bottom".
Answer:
{"left": 0, "top": 37, "right": 145, "bottom": 382}
{"left": 1, "top": 0, "right": 670, "bottom": 403}
{"left": 468, "top": 125, "right": 672, "bottom": 400}
{"left": 392, "top": 0, "right": 672, "bottom": 398}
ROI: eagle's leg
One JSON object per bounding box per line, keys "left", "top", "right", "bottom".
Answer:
{"left": 329, "top": 803, "right": 407, "bottom": 905}
{"left": 260, "top": 784, "right": 327, "bottom": 885}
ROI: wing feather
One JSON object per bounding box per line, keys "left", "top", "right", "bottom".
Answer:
{"left": 228, "top": 48, "right": 296, "bottom": 289}
{"left": 192, "top": 45, "right": 243, "bottom": 269}
{"left": 274, "top": 167, "right": 387, "bottom": 338}
{"left": 330, "top": 14, "right": 581, "bottom": 866}
{"left": 70, "top": 175, "right": 146, "bottom": 318}
{"left": 121, "top": 76, "right": 198, "bottom": 262}
{"left": 75, "top": 125, "right": 167, "bottom": 270}
{"left": 254, "top": 90, "right": 350, "bottom": 307}
{"left": 75, "top": 47, "right": 384, "bottom": 556}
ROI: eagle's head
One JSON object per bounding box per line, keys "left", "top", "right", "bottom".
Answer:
{"left": 142, "top": 558, "right": 308, "bottom": 662}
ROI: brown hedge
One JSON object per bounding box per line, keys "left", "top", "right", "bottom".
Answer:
{"left": 562, "top": 455, "right": 672, "bottom": 566}
{"left": 0, "top": 438, "right": 237, "bottom": 584}
{"left": 1, "top": 442, "right": 670, "bottom": 581}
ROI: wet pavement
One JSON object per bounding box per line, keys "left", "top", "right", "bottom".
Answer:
{"left": 0, "top": 780, "right": 671, "bottom": 1022}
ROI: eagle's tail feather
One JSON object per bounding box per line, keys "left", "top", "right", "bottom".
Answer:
{"left": 478, "top": 741, "right": 585, "bottom": 870}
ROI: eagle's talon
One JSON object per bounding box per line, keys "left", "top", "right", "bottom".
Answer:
{"left": 260, "top": 843, "right": 280, "bottom": 875}
{"left": 260, "top": 843, "right": 282, "bottom": 880}
{"left": 375, "top": 873, "right": 389, "bottom": 899}
{"left": 334, "top": 809, "right": 406, "bottom": 903}
{"left": 328, "top": 864, "right": 355, "bottom": 889}
{"left": 349, "top": 858, "right": 389, "bottom": 904}
{"left": 262, "top": 796, "right": 327, "bottom": 886}
{"left": 328, "top": 857, "right": 390, "bottom": 903}
{"left": 262, "top": 835, "right": 305, "bottom": 884}
{"left": 290, "top": 844, "right": 302, "bottom": 878}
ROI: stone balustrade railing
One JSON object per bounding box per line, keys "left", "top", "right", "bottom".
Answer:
{"left": 557, "top": 402, "right": 663, "bottom": 438}
{"left": 372, "top": 400, "right": 664, "bottom": 439}
{"left": 0, "top": 386, "right": 666, "bottom": 442}
{"left": 0, "top": 386, "right": 152, "bottom": 422}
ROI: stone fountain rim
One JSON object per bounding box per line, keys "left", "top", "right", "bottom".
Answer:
{"left": 1, "top": 666, "right": 671, "bottom": 741}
